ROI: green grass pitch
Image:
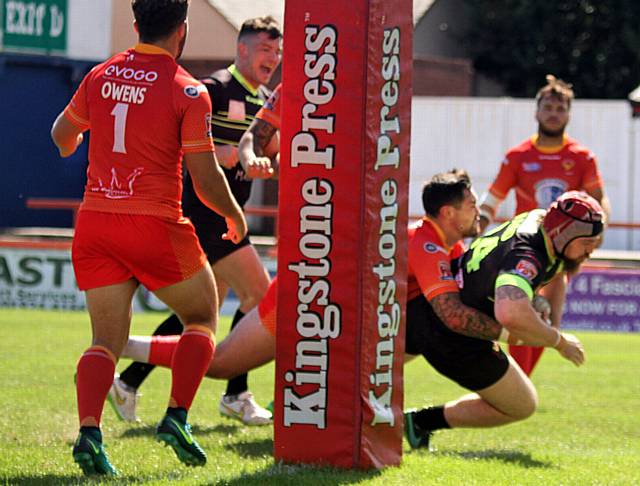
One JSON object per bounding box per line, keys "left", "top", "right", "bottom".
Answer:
{"left": 0, "top": 308, "right": 638, "bottom": 485}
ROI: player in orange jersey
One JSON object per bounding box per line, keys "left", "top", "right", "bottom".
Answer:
{"left": 478, "top": 75, "right": 610, "bottom": 376}
{"left": 115, "top": 84, "right": 284, "bottom": 404}
{"left": 51, "top": 0, "right": 246, "bottom": 476}
{"left": 112, "top": 18, "right": 281, "bottom": 427}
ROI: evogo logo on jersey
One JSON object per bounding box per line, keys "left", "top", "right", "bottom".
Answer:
{"left": 105, "top": 65, "right": 159, "bottom": 83}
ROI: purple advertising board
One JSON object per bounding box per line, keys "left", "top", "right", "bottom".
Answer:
{"left": 563, "top": 267, "right": 640, "bottom": 332}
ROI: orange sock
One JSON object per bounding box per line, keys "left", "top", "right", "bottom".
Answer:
{"left": 170, "top": 325, "right": 215, "bottom": 410}
{"left": 527, "top": 346, "right": 545, "bottom": 375}
{"left": 76, "top": 346, "right": 116, "bottom": 426}
{"left": 148, "top": 335, "right": 180, "bottom": 368}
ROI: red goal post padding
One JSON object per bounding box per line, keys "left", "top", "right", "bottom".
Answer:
{"left": 274, "top": 0, "right": 413, "bottom": 469}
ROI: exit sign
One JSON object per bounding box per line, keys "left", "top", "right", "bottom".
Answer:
{"left": 1, "top": 0, "right": 67, "bottom": 54}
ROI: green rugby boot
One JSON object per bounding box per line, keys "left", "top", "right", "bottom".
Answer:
{"left": 404, "top": 409, "right": 434, "bottom": 450}
{"left": 156, "top": 408, "right": 207, "bottom": 467}
{"left": 72, "top": 428, "right": 118, "bottom": 476}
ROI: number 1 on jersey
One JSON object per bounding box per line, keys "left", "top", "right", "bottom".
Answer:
{"left": 111, "top": 102, "right": 129, "bottom": 153}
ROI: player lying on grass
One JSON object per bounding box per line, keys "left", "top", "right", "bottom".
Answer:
{"left": 404, "top": 186, "right": 604, "bottom": 450}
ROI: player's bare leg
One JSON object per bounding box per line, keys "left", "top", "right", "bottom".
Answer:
{"left": 152, "top": 265, "right": 217, "bottom": 467}
{"left": 74, "top": 279, "right": 138, "bottom": 476}
{"left": 212, "top": 245, "right": 272, "bottom": 425}
{"left": 443, "top": 357, "right": 538, "bottom": 427}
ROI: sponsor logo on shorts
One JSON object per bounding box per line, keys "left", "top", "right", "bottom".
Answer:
{"left": 515, "top": 259, "right": 538, "bottom": 282}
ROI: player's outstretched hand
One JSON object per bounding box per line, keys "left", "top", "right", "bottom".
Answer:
{"left": 245, "top": 156, "right": 275, "bottom": 179}
{"left": 555, "top": 332, "right": 585, "bottom": 366}
{"left": 222, "top": 214, "right": 248, "bottom": 244}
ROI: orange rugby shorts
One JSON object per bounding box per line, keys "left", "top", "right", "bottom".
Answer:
{"left": 72, "top": 210, "right": 207, "bottom": 291}
{"left": 258, "top": 276, "right": 277, "bottom": 337}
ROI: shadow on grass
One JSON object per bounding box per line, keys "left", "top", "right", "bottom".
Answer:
{"left": 119, "top": 422, "right": 238, "bottom": 439}
{"left": 225, "top": 437, "right": 273, "bottom": 457}
{"left": 446, "top": 449, "right": 553, "bottom": 468}
{"left": 213, "top": 462, "right": 382, "bottom": 486}
{"left": 4, "top": 473, "right": 145, "bottom": 485}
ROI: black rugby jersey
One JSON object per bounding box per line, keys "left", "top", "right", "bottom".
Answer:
{"left": 453, "top": 210, "right": 563, "bottom": 319}
{"left": 183, "top": 65, "right": 271, "bottom": 215}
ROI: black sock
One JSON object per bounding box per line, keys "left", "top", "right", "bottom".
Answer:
{"left": 166, "top": 406, "right": 187, "bottom": 423}
{"left": 119, "top": 313, "right": 183, "bottom": 389}
{"left": 414, "top": 406, "right": 450, "bottom": 432}
{"left": 224, "top": 309, "right": 247, "bottom": 397}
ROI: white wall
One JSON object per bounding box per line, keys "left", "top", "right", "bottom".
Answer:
{"left": 410, "top": 97, "right": 640, "bottom": 250}
{"left": 66, "top": 0, "right": 111, "bottom": 60}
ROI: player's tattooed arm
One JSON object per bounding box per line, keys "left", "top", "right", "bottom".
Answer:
{"left": 495, "top": 285, "right": 529, "bottom": 301}
{"left": 252, "top": 119, "right": 278, "bottom": 157}
{"left": 238, "top": 118, "right": 278, "bottom": 178}
{"left": 430, "top": 292, "right": 502, "bottom": 341}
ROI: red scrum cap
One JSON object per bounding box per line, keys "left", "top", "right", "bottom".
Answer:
{"left": 543, "top": 191, "right": 605, "bottom": 256}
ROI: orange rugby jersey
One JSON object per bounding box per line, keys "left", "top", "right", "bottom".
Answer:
{"left": 488, "top": 135, "right": 603, "bottom": 213}
{"left": 407, "top": 217, "right": 465, "bottom": 302}
{"left": 255, "top": 83, "right": 281, "bottom": 129}
{"left": 63, "top": 44, "right": 214, "bottom": 220}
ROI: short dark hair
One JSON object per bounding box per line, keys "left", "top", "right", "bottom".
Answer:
{"left": 536, "top": 74, "right": 574, "bottom": 108}
{"left": 132, "top": 0, "right": 189, "bottom": 42}
{"left": 238, "top": 16, "right": 282, "bottom": 42}
{"left": 422, "top": 169, "right": 472, "bottom": 218}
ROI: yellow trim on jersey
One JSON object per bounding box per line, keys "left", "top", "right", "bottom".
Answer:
{"left": 134, "top": 43, "right": 173, "bottom": 57}
{"left": 495, "top": 274, "right": 534, "bottom": 300}
{"left": 213, "top": 137, "right": 239, "bottom": 147}
{"left": 211, "top": 118, "right": 251, "bottom": 130}
{"left": 64, "top": 107, "right": 89, "bottom": 128}
{"left": 424, "top": 216, "right": 451, "bottom": 252}
{"left": 530, "top": 134, "right": 569, "bottom": 154}
{"left": 228, "top": 64, "right": 259, "bottom": 97}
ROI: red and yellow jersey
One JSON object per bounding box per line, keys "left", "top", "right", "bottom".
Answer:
{"left": 255, "top": 83, "right": 281, "bottom": 129}
{"left": 488, "top": 135, "right": 603, "bottom": 213}
{"left": 407, "top": 217, "right": 465, "bottom": 302}
{"left": 63, "top": 44, "right": 214, "bottom": 220}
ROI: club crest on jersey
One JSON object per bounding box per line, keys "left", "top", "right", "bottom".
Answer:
{"left": 423, "top": 242, "right": 445, "bottom": 254}
{"left": 534, "top": 178, "right": 567, "bottom": 208}
{"left": 184, "top": 85, "right": 205, "bottom": 98}
{"left": 515, "top": 259, "right": 538, "bottom": 282}
{"left": 438, "top": 261, "right": 453, "bottom": 280}
{"left": 561, "top": 159, "right": 575, "bottom": 171}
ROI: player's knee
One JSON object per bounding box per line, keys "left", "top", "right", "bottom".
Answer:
{"left": 512, "top": 388, "right": 538, "bottom": 421}
{"left": 237, "top": 285, "right": 268, "bottom": 311}
{"left": 207, "top": 358, "right": 234, "bottom": 379}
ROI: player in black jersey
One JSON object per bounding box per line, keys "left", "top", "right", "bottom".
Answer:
{"left": 110, "top": 16, "right": 282, "bottom": 426}
{"left": 405, "top": 191, "right": 605, "bottom": 450}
